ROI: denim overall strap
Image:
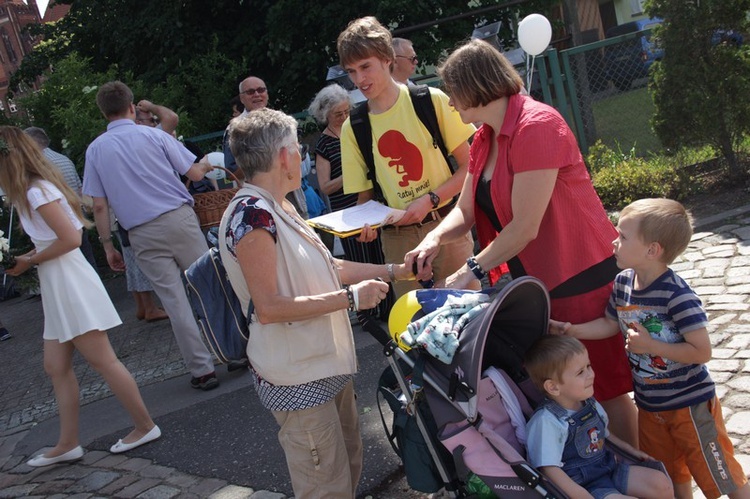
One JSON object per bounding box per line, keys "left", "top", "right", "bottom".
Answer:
{"left": 543, "top": 399, "right": 608, "bottom": 473}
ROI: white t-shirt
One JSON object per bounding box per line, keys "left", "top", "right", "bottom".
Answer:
{"left": 19, "top": 180, "right": 83, "bottom": 241}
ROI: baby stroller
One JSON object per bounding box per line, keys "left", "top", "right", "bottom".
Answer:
{"left": 371, "top": 276, "right": 563, "bottom": 498}
{"left": 373, "top": 276, "right": 666, "bottom": 498}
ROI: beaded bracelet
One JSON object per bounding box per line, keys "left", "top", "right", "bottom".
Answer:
{"left": 466, "top": 256, "right": 487, "bottom": 280}
{"left": 344, "top": 286, "right": 357, "bottom": 312}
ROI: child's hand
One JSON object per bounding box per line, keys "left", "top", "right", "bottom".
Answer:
{"left": 630, "top": 448, "right": 657, "bottom": 462}
{"left": 549, "top": 319, "right": 571, "bottom": 335}
{"left": 625, "top": 322, "right": 653, "bottom": 354}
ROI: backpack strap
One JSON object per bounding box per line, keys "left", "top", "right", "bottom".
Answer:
{"left": 349, "top": 85, "right": 455, "bottom": 206}
{"left": 350, "top": 100, "right": 386, "bottom": 203}
{"left": 408, "top": 84, "right": 452, "bottom": 172}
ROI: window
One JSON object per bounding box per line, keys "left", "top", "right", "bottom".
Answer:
{"left": 8, "top": 99, "right": 17, "bottom": 113}
{"left": 630, "top": 0, "right": 645, "bottom": 15}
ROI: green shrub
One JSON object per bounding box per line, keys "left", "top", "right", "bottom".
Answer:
{"left": 588, "top": 141, "right": 701, "bottom": 210}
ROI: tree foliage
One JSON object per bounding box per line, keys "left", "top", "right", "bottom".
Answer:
{"left": 13, "top": 0, "right": 555, "bottom": 138}
{"left": 647, "top": 0, "right": 750, "bottom": 177}
{"left": 20, "top": 53, "right": 136, "bottom": 170}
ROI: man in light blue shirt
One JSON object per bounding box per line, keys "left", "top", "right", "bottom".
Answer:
{"left": 83, "top": 81, "right": 220, "bottom": 391}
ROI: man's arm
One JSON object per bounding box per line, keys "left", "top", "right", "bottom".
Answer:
{"left": 432, "top": 140, "right": 470, "bottom": 203}
{"left": 395, "top": 140, "right": 471, "bottom": 227}
{"left": 184, "top": 157, "right": 213, "bottom": 182}
{"left": 91, "top": 196, "right": 125, "bottom": 272}
{"left": 137, "top": 100, "right": 179, "bottom": 135}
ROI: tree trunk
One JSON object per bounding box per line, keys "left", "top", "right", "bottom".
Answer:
{"left": 718, "top": 135, "right": 742, "bottom": 180}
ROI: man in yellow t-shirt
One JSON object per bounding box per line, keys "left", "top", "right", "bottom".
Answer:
{"left": 337, "top": 16, "right": 477, "bottom": 297}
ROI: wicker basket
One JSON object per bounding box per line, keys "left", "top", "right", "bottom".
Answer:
{"left": 189, "top": 166, "right": 241, "bottom": 229}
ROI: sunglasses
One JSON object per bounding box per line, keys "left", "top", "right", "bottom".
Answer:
{"left": 396, "top": 55, "right": 419, "bottom": 64}
{"left": 241, "top": 86, "right": 267, "bottom": 96}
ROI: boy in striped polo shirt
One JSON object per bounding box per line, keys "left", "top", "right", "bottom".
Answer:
{"left": 553, "top": 198, "right": 749, "bottom": 499}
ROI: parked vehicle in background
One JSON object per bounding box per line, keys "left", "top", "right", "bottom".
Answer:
{"left": 604, "top": 18, "right": 663, "bottom": 91}
{"left": 712, "top": 29, "right": 743, "bottom": 47}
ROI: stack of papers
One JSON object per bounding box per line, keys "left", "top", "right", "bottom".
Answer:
{"left": 307, "top": 200, "right": 406, "bottom": 237}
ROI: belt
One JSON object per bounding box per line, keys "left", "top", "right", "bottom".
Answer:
{"left": 420, "top": 202, "right": 454, "bottom": 224}
{"left": 382, "top": 201, "right": 456, "bottom": 230}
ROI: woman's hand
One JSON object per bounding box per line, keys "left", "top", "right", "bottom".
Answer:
{"left": 351, "top": 279, "right": 389, "bottom": 311}
{"left": 405, "top": 232, "right": 440, "bottom": 281}
{"left": 5, "top": 249, "right": 36, "bottom": 276}
{"left": 393, "top": 262, "right": 418, "bottom": 282}
{"left": 441, "top": 265, "right": 476, "bottom": 289}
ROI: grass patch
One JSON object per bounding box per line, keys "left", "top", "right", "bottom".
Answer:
{"left": 592, "top": 86, "right": 662, "bottom": 156}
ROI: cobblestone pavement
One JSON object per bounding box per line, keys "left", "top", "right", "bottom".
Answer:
{"left": 1, "top": 207, "right": 750, "bottom": 498}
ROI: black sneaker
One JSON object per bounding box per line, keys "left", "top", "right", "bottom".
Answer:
{"left": 0, "top": 329, "right": 11, "bottom": 342}
{"left": 190, "top": 372, "right": 219, "bottom": 391}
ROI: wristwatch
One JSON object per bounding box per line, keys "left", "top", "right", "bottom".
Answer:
{"left": 428, "top": 191, "right": 440, "bottom": 209}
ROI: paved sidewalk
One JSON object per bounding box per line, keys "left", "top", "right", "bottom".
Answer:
{"left": 1, "top": 206, "right": 750, "bottom": 498}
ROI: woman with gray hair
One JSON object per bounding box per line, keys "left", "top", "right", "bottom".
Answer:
{"left": 220, "top": 108, "right": 415, "bottom": 498}
{"left": 308, "top": 84, "right": 393, "bottom": 321}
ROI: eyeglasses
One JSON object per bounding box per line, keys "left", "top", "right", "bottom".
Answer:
{"left": 241, "top": 86, "right": 267, "bottom": 96}
{"left": 396, "top": 55, "right": 419, "bottom": 64}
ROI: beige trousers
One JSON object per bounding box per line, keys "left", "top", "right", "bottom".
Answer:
{"left": 272, "top": 380, "right": 363, "bottom": 498}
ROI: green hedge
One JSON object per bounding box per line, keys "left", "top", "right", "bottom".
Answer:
{"left": 588, "top": 141, "right": 702, "bottom": 210}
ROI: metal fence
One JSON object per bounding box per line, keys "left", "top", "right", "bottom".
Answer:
{"left": 536, "top": 27, "right": 663, "bottom": 156}
{"left": 184, "top": 29, "right": 663, "bottom": 159}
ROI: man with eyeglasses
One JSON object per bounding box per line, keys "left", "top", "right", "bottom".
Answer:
{"left": 238, "top": 76, "right": 269, "bottom": 113}
{"left": 223, "top": 75, "right": 270, "bottom": 178}
{"left": 134, "top": 99, "right": 179, "bottom": 136}
{"left": 392, "top": 37, "right": 418, "bottom": 85}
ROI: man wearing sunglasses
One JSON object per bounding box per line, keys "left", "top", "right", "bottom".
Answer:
{"left": 134, "top": 99, "right": 179, "bottom": 136}
{"left": 238, "top": 76, "right": 269, "bottom": 113}
{"left": 223, "top": 75, "right": 270, "bottom": 178}
{"left": 392, "top": 38, "right": 418, "bottom": 85}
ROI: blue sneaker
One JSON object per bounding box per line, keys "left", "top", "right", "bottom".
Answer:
{"left": 0, "top": 328, "right": 11, "bottom": 341}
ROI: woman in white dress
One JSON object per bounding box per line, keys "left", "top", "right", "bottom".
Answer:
{"left": 0, "top": 127, "right": 161, "bottom": 467}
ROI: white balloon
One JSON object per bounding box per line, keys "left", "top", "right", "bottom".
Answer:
{"left": 204, "top": 152, "right": 227, "bottom": 180}
{"left": 518, "top": 14, "right": 552, "bottom": 56}
{"left": 206, "top": 151, "right": 225, "bottom": 167}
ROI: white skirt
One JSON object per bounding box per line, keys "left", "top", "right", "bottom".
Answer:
{"left": 35, "top": 239, "right": 122, "bottom": 342}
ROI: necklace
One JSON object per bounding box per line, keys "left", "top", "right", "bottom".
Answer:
{"left": 325, "top": 126, "right": 340, "bottom": 139}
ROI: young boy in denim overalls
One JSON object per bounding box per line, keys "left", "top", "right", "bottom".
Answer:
{"left": 525, "top": 335, "right": 672, "bottom": 498}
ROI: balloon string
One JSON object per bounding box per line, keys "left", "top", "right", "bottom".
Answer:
{"left": 527, "top": 55, "right": 537, "bottom": 93}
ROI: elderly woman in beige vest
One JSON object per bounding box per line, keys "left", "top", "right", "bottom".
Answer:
{"left": 219, "top": 108, "right": 414, "bottom": 498}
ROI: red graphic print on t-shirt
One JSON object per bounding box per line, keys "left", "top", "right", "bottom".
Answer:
{"left": 378, "top": 130, "right": 423, "bottom": 187}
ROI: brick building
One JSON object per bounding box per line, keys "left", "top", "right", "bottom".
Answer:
{"left": 0, "top": 0, "right": 41, "bottom": 115}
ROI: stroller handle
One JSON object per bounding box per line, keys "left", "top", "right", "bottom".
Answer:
{"left": 358, "top": 314, "right": 392, "bottom": 346}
